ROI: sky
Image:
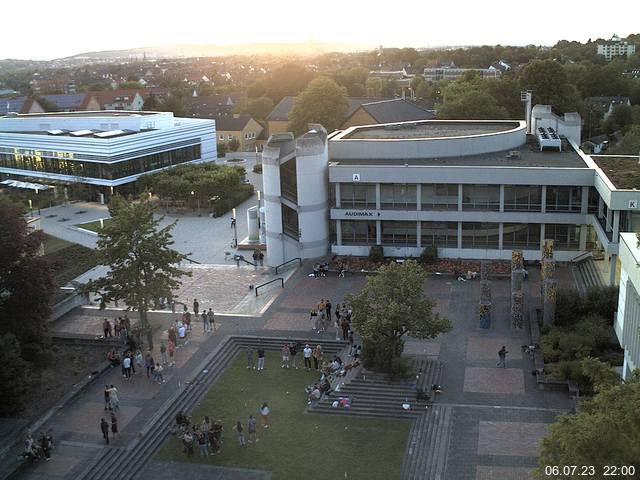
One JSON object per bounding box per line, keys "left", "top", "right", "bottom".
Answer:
{"left": 2, "top": 0, "right": 640, "bottom": 60}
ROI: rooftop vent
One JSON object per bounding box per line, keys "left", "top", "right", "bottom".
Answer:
{"left": 94, "top": 129, "right": 126, "bottom": 138}
{"left": 69, "top": 130, "right": 94, "bottom": 137}
{"left": 47, "top": 129, "right": 65, "bottom": 135}
{"left": 536, "top": 127, "right": 562, "bottom": 152}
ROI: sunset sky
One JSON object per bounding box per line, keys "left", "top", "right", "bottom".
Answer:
{"left": 3, "top": 0, "right": 640, "bottom": 60}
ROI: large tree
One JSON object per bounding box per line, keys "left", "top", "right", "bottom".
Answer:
{"left": 0, "top": 201, "right": 54, "bottom": 363}
{"left": 536, "top": 372, "right": 640, "bottom": 476}
{"left": 345, "top": 260, "right": 451, "bottom": 373}
{"left": 0, "top": 333, "right": 32, "bottom": 416}
{"left": 288, "top": 76, "right": 349, "bottom": 136}
{"left": 438, "top": 89, "right": 509, "bottom": 120}
{"left": 86, "top": 195, "right": 190, "bottom": 349}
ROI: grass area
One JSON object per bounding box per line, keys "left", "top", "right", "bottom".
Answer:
{"left": 156, "top": 352, "right": 411, "bottom": 480}
{"left": 43, "top": 234, "right": 99, "bottom": 286}
{"left": 75, "top": 218, "right": 112, "bottom": 232}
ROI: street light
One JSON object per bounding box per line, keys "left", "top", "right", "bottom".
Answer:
{"left": 232, "top": 207, "right": 238, "bottom": 248}
{"left": 256, "top": 190, "right": 261, "bottom": 229}
{"left": 191, "top": 190, "right": 200, "bottom": 216}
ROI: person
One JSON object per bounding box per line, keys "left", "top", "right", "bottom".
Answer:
{"left": 281, "top": 344, "right": 290, "bottom": 369}
{"left": 497, "top": 346, "right": 508, "bottom": 368}
{"left": 257, "top": 347, "right": 265, "bottom": 371}
{"left": 310, "top": 309, "right": 318, "bottom": 331}
{"left": 104, "top": 384, "right": 111, "bottom": 410}
{"left": 259, "top": 403, "right": 270, "bottom": 428}
{"left": 313, "top": 345, "right": 323, "bottom": 371}
{"left": 168, "top": 339, "right": 176, "bottom": 366}
{"left": 338, "top": 263, "right": 346, "bottom": 277}
{"left": 258, "top": 251, "right": 264, "bottom": 267}
{"left": 154, "top": 363, "right": 165, "bottom": 383}
{"left": 168, "top": 325, "right": 177, "bottom": 346}
{"left": 201, "top": 311, "right": 209, "bottom": 333}
{"left": 122, "top": 355, "right": 132, "bottom": 380}
{"left": 100, "top": 418, "right": 110, "bottom": 444}
{"left": 234, "top": 421, "right": 246, "bottom": 446}
{"left": 23, "top": 433, "right": 37, "bottom": 460}
{"left": 289, "top": 342, "right": 298, "bottom": 369}
{"left": 135, "top": 350, "right": 144, "bottom": 373}
{"left": 313, "top": 264, "right": 320, "bottom": 277}
{"left": 38, "top": 432, "right": 51, "bottom": 461}
{"left": 102, "top": 318, "right": 112, "bottom": 338}
{"left": 178, "top": 323, "right": 187, "bottom": 346}
{"left": 211, "top": 420, "right": 223, "bottom": 453}
{"left": 207, "top": 308, "right": 215, "bottom": 332}
{"left": 193, "top": 298, "right": 199, "bottom": 318}
{"left": 431, "top": 383, "right": 443, "bottom": 394}
{"left": 107, "top": 385, "right": 119, "bottom": 411}
{"left": 182, "top": 430, "right": 194, "bottom": 456}
{"left": 341, "top": 318, "right": 350, "bottom": 341}
{"left": 307, "top": 386, "right": 321, "bottom": 404}
{"left": 230, "top": 217, "right": 236, "bottom": 229}
{"left": 110, "top": 412, "right": 118, "bottom": 437}
{"left": 325, "top": 300, "right": 332, "bottom": 322}
{"left": 160, "top": 342, "right": 167, "bottom": 365}
{"left": 303, "top": 344, "right": 313, "bottom": 370}
{"left": 247, "top": 415, "right": 258, "bottom": 443}
{"left": 145, "top": 351, "right": 155, "bottom": 378}
{"left": 197, "top": 431, "right": 209, "bottom": 457}
{"left": 247, "top": 347, "right": 255, "bottom": 370}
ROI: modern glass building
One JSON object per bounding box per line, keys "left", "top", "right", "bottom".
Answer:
{"left": 0, "top": 111, "right": 216, "bottom": 193}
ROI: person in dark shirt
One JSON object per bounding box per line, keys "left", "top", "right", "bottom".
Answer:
{"left": 257, "top": 348, "right": 265, "bottom": 371}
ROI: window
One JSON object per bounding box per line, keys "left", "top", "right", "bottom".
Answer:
{"left": 282, "top": 204, "right": 299, "bottom": 239}
{"left": 421, "top": 222, "right": 458, "bottom": 247}
{"left": 545, "top": 224, "right": 580, "bottom": 250}
{"left": 461, "top": 222, "right": 499, "bottom": 249}
{"left": 280, "top": 158, "right": 297, "bottom": 203}
{"left": 503, "top": 223, "right": 541, "bottom": 249}
{"left": 245, "top": 133, "right": 249, "bottom": 140}
{"left": 462, "top": 185, "right": 500, "bottom": 211}
{"left": 546, "top": 186, "right": 581, "bottom": 212}
{"left": 340, "top": 183, "right": 376, "bottom": 209}
{"left": 504, "top": 186, "right": 542, "bottom": 212}
{"left": 341, "top": 220, "right": 376, "bottom": 245}
{"left": 219, "top": 134, "right": 224, "bottom": 140}
{"left": 588, "top": 187, "right": 599, "bottom": 214}
{"left": 228, "top": 134, "right": 233, "bottom": 141}
{"left": 380, "top": 184, "right": 416, "bottom": 210}
{"left": 422, "top": 184, "right": 458, "bottom": 210}
{"left": 381, "top": 221, "right": 417, "bottom": 246}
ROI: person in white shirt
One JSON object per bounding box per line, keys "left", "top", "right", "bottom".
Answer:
{"left": 178, "top": 324, "right": 187, "bottom": 346}
{"left": 303, "top": 344, "right": 313, "bottom": 371}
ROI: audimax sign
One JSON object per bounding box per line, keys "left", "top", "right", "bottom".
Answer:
{"left": 344, "top": 211, "right": 381, "bottom": 217}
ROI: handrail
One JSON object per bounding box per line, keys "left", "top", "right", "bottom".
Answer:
{"left": 185, "top": 257, "right": 201, "bottom": 264}
{"left": 255, "top": 277, "right": 284, "bottom": 296}
{"left": 234, "top": 254, "right": 256, "bottom": 267}
{"left": 275, "top": 257, "right": 302, "bottom": 274}
{"left": 570, "top": 251, "right": 592, "bottom": 263}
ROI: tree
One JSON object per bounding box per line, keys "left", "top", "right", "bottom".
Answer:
{"left": 0, "top": 333, "right": 32, "bottom": 416}
{"left": 159, "top": 95, "right": 185, "bottom": 117}
{"left": 243, "top": 96, "right": 274, "bottom": 121}
{"left": 35, "top": 96, "right": 59, "bottom": 112}
{"left": 288, "top": 76, "right": 349, "bottom": 136}
{"left": 228, "top": 138, "right": 240, "bottom": 152}
{"left": 535, "top": 373, "right": 640, "bottom": 475}
{"left": 217, "top": 142, "right": 228, "bottom": 157}
{"left": 142, "top": 94, "right": 159, "bottom": 111}
{"left": 611, "top": 125, "right": 640, "bottom": 154}
{"left": 0, "top": 201, "right": 54, "bottom": 363}
{"left": 519, "top": 59, "right": 583, "bottom": 113}
{"left": 345, "top": 260, "right": 452, "bottom": 373}
{"left": 85, "top": 196, "right": 190, "bottom": 349}
{"left": 438, "top": 89, "right": 508, "bottom": 120}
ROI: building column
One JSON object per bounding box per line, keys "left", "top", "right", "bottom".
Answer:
{"left": 579, "top": 224, "right": 588, "bottom": 251}
{"left": 416, "top": 184, "right": 422, "bottom": 211}
{"left": 541, "top": 185, "right": 547, "bottom": 213}
{"left": 609, "top": 254, "right": 617, "bottom": 285}
{"left": 581, "top": 186, "right": 589, "bottom": 215}
{"left": 376, "top": 220, "right": 381, "bottom": 245}
{"left": 335, "top": 183, "right": 341, "bottom": 208}
{"left": 458, "top": 184, "right": 463, "bottom": 211}
{"left": 375, "top": 184, "right": 381, "bottom": 210}
{"left": 499, "top": 185, "right": 505, "bottom": 213}
{"left": 416, "top": 221, "right": 422, "bottom": 249}
{"left": 598, "top": 197, "right": 604, "bottom": 218}
{"left": 498, "top": 223, "right": 504, "bottom": 251}
{"left": 540, "top": 223, "right": 546, "bottom": 253}
{"left": 613, "top": 210, "right": 620, "bottom": 240}
{"left": 336, "top": 219, "right": 342, "bottom": 246}
{"left": 457, "top": 222, "right": 463, "bottom": 249}
{"left": 606, "top": 207, "right": 613, "bottom": 232}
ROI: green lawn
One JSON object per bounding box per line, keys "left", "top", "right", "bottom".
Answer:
{"left": 43, "top": 234, "right": 99, "bottom": 286}
{"left": 75, "top": 218, "right": 111, "bottom": 232}
{"left": 156, "top": 352, "right": 411, "bottom": 480}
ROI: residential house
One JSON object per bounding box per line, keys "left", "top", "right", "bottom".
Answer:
{"left": 0, "top": 97, "right": 44, "bottom": 115}
{"left": 581, "top": 135, "right": 609, "bottom": 154}
{"left": 341, "top": 98, "right": 436, "bottom": 128}
{"left": 585, "top": 96, "right": 632, "bottom": 120}
{"left": 597, "top": 34, "right": 636, "bottom": 61}
{"left": 91, "top": 90, "right": 145, "bottom": 110}
{"left": 216, "top": 115, "right": 263, "bottom": 151}
{"left": 423, "top": 66, "right": 501, "bottom": 82}
{"left": 40, "top": 93, "right": 101, "bottom": 112}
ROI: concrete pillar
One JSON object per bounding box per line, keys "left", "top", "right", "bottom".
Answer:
{"left": 610, "top": 254, "right": 617, "bottom": 286}
{"left": 335, "top": 183, "right": 341, "bottom": 208}
{"left": 541, "top": 185, "right": 547, "bottom": 213}
{"left": 457, "top": 222, "right": 463, "bottom": 249}
{"left": 598, "top": 197, "right": 604, "bottom": 218}
{"left": 541, "top": 258, "right": 556, "bottom": 281}
{"left": 247, "top": 206, "right": 259, "bottom": 242}
{"left": 511, "top": 291, "right": 525, "bottom": 329}
{"left": 581, "top": 186, "right": 589, "bottom": 214}
{"left": 416, "top": 184, "right": 422, "bottom": 211}
{"left": 498, "top": 223, "right": 504, "bottom": 251}
{"left": 539, "top": 224, "right": 546, "bottom": 254}
{"left": 375, "top": 183, "right": 381, "bottom": 210}
{"left": 606, "top": 207, "right": 613, "bottom": 232}
{"left": 613, "top": 210, "right": 620, "bottom": 240}
{"left": 376, "top": 220, "right": 381, "bottom": 245}
{"left": 499, "top": 185, "right": 505, "bottom": 213}
{"left": 262, "top": 134, "right": 290, "bottom": 266}
{"left": 336, "top": 219, "right": 342, "bottom": 246}
{"left": 479, "top": 279, "right": 492, "bottom": 329}
{"left": 457, "top": 184, "right": 463, "bottom": 211}
{"left": 416, "top": 221, "right": 422, "bottom": 249}
{"left": 480, "top": 279, "right": 491, "bottom": 301}
{"left": 579, "top": 224, "right": 587, "bottom": 251}
{"left": 543, "top": 279, "right": 557, "bottom": 325}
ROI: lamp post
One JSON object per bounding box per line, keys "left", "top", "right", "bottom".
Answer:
{"left": 191, "top": 190, "right": 200, "bottom": 216}
{"left": 28, "top": 199, "right": 33, "bottom": 217}
{"left": 232, "top": 207, "right": 238, "bottom": 248}
{"left": 256, "top": 190, "right": 261, "bottom": 229}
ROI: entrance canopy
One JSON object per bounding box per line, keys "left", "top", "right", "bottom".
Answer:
{"left": 0, "top": 179, "right": 51, "bottom": 191}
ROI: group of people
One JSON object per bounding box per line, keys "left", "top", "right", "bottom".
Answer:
{"left": 251, "top": 250, "right": 265, "bottom": 266}
{"left": 176, "top": 413, "right": 225, "bottom": 457}
{"left": 312, "top": 262, "right": 330, "bottom": 277}
{"left": 99, "top": 384, "right": 120, "bottom": 444}
{"left": 108, "top": 349, "right": 166, "bottom": 383}
{"left": 101, "top": 315, "right": 132, "bottom": 344}
{"left": 21, "top": 432, "right": 53, "bottom": 463}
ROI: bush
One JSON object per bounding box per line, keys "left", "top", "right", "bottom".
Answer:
{"left": 252, "top": 163, "right": 263, "bottom": 174}
{"left": 360, "top": 336, "right": 410, "bottom": 378}
{"left": 584, "top": 285, "right": 619, "bottom": 324}
{"left": 217, "top": 142, "right": 227, "bottom": 157}
{"left": 419, "top": 246, "right": 438, "bottom": 265}
{"left": 369, "top": 245, "right": 384, "bottom": 262}
{"left": 555, "top": 288, "right": 585, "bottom": 326}
{"left": 0, "top": 334, "right": 32, "bottom": 416}
{"left": 541, "top": 315, "right": 613, "bottom": 363}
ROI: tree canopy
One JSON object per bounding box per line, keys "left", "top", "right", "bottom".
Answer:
{"left": 86, "top": 195, "right": 190, "bottom": 349}
{"left": 288, "top": 76, "right": 349, "bottom": 135}
{"left": 247, "top": 63, "right": 315, "bottom": 103}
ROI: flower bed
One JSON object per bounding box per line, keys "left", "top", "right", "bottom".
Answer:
{"left": 331, "top": 256, "right": 510, "bottom": 275}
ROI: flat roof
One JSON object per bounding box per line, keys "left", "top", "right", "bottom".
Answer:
{"left": 337, "top": 120, "right": 522, "bottom": 140}
{"left": 592, "top": 155, "right": 640, "bottom": 190}
{"left": 330, "top": 139, "right": 588, "bottom": 169}
{"left": 2, "top": 110, "right": 161, "bottom": 118}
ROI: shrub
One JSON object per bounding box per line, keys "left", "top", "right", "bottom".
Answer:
{"left": 252, "top": 163, "right": 263, "bottom": 174}
{"left": 584, "top": 285, "right": 619, "bottom": 324}
{"left": 541, "top": 315, "right": 612, "bottom": 363}
{"left": 419, "top": 246, "right": 438, "bottom": 265}
{"left": 217, "top": 142, "right": 227, "bottom": 157}
{"left": 555, "top": 288, "right": 585, "bottom": 326}
{"left": 369, "top": 245, "right": 384, "bottom": 262}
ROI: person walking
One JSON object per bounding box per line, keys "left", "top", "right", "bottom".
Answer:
{"left": 325, "top": 300, "right": 332, "bottom": 322}
{"left": 100, "top": 418, "right": 110, "bottom": 444}
{"left": 207, "top": 308, "right": 215, "bottom": 332}
{"left": 168, "top": 339, "right": 176, "bottom": 366}
{"left": 259, "top": 403, "right": 270, "bottom": 428}
{"left": 104, "top": 384, "right": 111, "bottom": 410}
{"left": 38, "top": 432, "right": 51, "bottom": 461}
{"left": 144, "top": 351, "right": 155, "bottom": 378}
{"left": 289, "top": 343, "right": 298, "bottom": 369}
{"left": 303, "top": 344, "right": 313, "bottom": 371}
{"left": 110, "top": 412, "right": 118, "bottom": 437}
{"left": 107, "top": 385, "right": 119, "bottom": 411}
{"left": 247, "top": 415, "right": 258, "bottom": 443}
{"left": 122, "top": 355, "right": 132, "bottom": 380}
{"left": 202, "top": 311, "right": 209, "bottom": 333}
{"left": 234, "top": 421, "right": 246, "bottom": 446}
{"left": 341, "top": 318, "right": 350, "bottom": 341}
{"left": 313, "top": 345, "right": 323, "bottom": 371}
{"left": 257, "top": 347, "right": 265, "bottom": 371}
{"left": 154, "top": 363, "right": 165, "bottom": 383}
{"left": 310, "top": 309, "right": 318, "bottom": 331}
{"left": 497, "top": 346, "right": 508, "bottom": 368}
{"left": 193, "top": 298, "right": 199, "bottom": 318}
{"left": 247, "top": 347, "right": 255, "bottom": 369}
{"left": 178, "top": 323, "right": 187, "bottom": 346}
{"left": 160, "top": 342, "right": 168, "bottom": 365}
{"left": 102, "top": 318, "right": 112, "bottom": 338}
{"left": 281, "top": 344, "right": 290, "bottom": 369}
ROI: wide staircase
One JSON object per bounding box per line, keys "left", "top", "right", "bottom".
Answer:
{"left": 71, "top": 336, "right": 346, "bottom": 480}
{"left": 308, "top": 357, "right": 443, "bottom": 419}
{"left": 401, "top": 405, "right": 454, "bottom": 480}
{"left": 573, "top": 255, "right": 604, "bottom": 294}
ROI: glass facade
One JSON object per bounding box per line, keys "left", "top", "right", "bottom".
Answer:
{"left": 461, "top": 222, "right": 500, "bottom": 248}
{"left": 546, "top": 186, "right": 582, "bottom": 212}
{"left": 279, "top": 159, "right": 297, "bottom": 203}
{"left": 545, "top": 224, "right": 581, "bottom": 250}
{"left": 422, "top": 184, "right": 458, "bottom": 210}
{"left": 281, "top": 204, "right": 299, "bottom": 239}
{"left": 381, "top": 221, "right": 417, "bottom": 246}
{"left": 462, "top": 185, "right": 500, "bottom": 211}
{"left": 341, "top": 220, "right": 377, "bottom": 245}
{"left": 340, "top": 183, "right": 376, "bottom": 209}
{"left": 503, "top": 223, "right": 541, "bottom": 249}
{"left": 0, "top": 145, "right": 201, "bottom": 180}
{"left": 504, "top": 186, "right": 542, "bottom": 212}
{"left": 380, "top": 184, "right": 416, "bottom": 210}
{"left": 421, "top": 222, "right": 458, "bottom": 247}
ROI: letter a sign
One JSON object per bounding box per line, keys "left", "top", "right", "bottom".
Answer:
{"left": 352, "top": 173, "right": 361, "bottom": 182}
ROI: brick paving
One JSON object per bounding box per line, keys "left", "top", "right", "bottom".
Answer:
{"left": 477, "top": 421, "right": 549, "bottom": 456}
{"left": 475, "top": 466, "right": 533, "bottom": 480}
{"left": 463, "top": 367, "right": 526, "bottom": 395}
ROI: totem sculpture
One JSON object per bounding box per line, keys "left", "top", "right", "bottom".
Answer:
{"left": 510, "top": 250, "right": 525, "bottom": 329}
{"left": 479, "top": 277, "right": 492, "bottom": 329}
{"left": 540, "top": 239, "right": 557, "bottom": 325}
